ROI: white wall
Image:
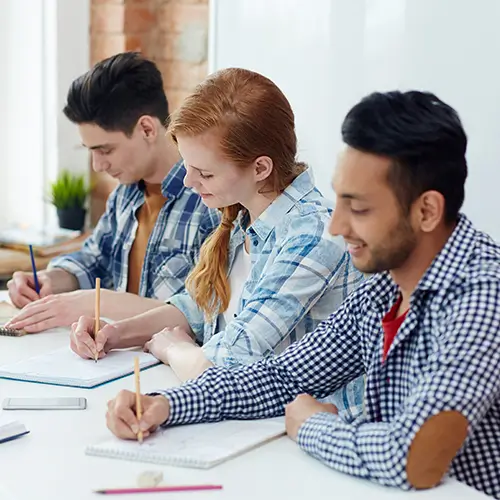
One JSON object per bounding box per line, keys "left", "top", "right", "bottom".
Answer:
{"left": 46, "top": 0, "right": 91, "bottom": 228}
{"left": 0, "top": 0, "right": 89, "bottom": 230}
{"left": 209, "top": 0, "right": 500, "bottom": 240}
{"left": 0, "top": 0, "right": 45, "bottom": 229}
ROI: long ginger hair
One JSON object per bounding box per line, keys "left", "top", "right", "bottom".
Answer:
{"left": 168, "top": 68, "right": 305, "bottom": 318}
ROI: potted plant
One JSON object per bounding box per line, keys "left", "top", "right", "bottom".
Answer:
{"left": 49, "top": 170, "right": 90, "bottom": 232}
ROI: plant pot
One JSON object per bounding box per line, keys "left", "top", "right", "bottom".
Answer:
{"left": 56, "top": 207, "right": 86, "bottom": 232}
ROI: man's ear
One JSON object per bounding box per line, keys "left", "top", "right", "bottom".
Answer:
{"left": 137, "top": 115, "right": 158, "bottom": 141}
{"left": 414, "top": 190, "right": 446, "bottom": 233}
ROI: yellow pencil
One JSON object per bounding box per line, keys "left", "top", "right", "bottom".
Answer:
{"left": 134, "top": 356, "right": 144, "bottom": 444}
{"left": 94, "top": 277, "right": 101, "bottom": 363}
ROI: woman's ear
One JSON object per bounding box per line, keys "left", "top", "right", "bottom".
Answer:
{"left": 253, "top": 155, "right": 274, "bottom": 183}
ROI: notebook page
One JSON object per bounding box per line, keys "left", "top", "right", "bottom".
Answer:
{"left": 0, "top": 302, "right": 19, "bottom": 325}
{"left": 0, "top": 347, "right": 160, "bottom": 388}
{"left": 86, "top": 417, "right": 286, "bottom": 468}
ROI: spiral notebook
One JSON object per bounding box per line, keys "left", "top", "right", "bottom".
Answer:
{"left": 0, "top": 347, "right": 160, "bottom": 388}
{"left": 0, "top": 301, "right": 25, "bottom": 337}
{"left": 86, "top": 417, "right": 286, "bottom": 469}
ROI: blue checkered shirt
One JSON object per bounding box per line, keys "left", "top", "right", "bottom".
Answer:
{"left": 156, "top": 214, "right": 500, "bottom": 498}
{"left": 168, "top": 168, "right": 364, "bottom": 368}
{"left": 49, "top": 161, "right": 220, "bottom": 299}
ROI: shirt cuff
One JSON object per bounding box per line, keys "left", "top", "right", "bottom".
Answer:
{"left": 297, "top": 411, "right": 339, "bottom": 454}
{"left": 148, "top": 382, "right": 208, "bottom": 427}
{"left": 48, "top": 258, "right": 93, "bottom": 289}
{"left": 167, "top": 292, "right": 205, "bottom": 344}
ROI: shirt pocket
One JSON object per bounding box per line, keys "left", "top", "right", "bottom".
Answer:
{"left": 149, "top": 239, "right": 196, "bottom": 299}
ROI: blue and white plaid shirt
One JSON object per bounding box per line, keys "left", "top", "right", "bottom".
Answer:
{"left": 156, "top": 214, "right": 500, "bottom": 498}
{"left": 168, "top": 168, "right": 364, "bottom": 368}
{"left": 49, "top": 161, "right": 220, "bottom": 300}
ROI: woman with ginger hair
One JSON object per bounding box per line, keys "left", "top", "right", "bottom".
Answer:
{"left": 70, "top": 68, "right": 363, "bottom": 394}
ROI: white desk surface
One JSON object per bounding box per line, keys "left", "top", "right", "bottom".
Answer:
{"left": 0, "top": 292, "right": 488, "bottom": 500}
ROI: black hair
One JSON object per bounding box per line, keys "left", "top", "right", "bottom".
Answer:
{"left": 63, "top": 52, "right": 169, "bottom": 135}
{"left": 341, "top": 90, "right": 468, "bottom": 224}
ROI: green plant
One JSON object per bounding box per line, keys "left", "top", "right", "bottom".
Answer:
{"left": 49, "top": 170, "right": 90, "bottom": 210}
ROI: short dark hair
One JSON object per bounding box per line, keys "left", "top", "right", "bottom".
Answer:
{"left": 341, "top": 91, "right": 468, "bottom": 224}
{"left": 63, "top": 52, "right": 169, "bottom": 135}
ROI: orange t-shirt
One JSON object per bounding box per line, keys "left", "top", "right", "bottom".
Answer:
{"left": 127, "top": 183, "right": 167, "bottom": 295}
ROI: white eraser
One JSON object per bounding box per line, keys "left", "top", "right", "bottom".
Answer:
{"left": 137, "top": 470, "right": 163, "bottom": 488}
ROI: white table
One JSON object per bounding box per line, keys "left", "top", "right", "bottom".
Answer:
{"left": 0, "top": 292, "right": 488, "bottom": 500}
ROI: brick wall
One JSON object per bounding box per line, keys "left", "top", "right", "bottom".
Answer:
{"left": 89, "top": 0, "right": 209, "bottom": 224}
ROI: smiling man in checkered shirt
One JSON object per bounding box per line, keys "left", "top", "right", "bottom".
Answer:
{"left": 107, "top": 91, "right": 500, "bottom": 498}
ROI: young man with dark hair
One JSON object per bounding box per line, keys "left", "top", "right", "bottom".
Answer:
{"left": 107, "top": 91, "right": 500, "bottom": 498}
{"left": 7, "top": 52, "right": 219, "bottom": 332}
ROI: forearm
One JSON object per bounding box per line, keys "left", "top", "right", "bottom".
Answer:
{"left": 111, "top": 304, "right": 192, "bottom": 349}
{"left": 166, "top": 343, "right": 214, "bottom": 382}
{"left": 297, "top": 413, "right": 406, "bottom": 486}
{"left": 157, "top": 359, "right": 299, "bottom": 427}
{"left": 39, "top": 268, "right": 79, "bottom": 294}
{"left": 100, "top": 290, "right": 165, "bottom": 320}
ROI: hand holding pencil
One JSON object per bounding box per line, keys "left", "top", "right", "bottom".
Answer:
{"left": 69, "top": 277, "right": 117, "bottom": 360}
{"left": 105, "top": 389, "right": 171, "bottom": 441}
{"left": 69, "top": 315, "right": 116, "bottom": 360}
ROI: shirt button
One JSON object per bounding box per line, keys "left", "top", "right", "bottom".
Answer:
{"left": 253, "top": 240, "right": 258, "bottom": 247}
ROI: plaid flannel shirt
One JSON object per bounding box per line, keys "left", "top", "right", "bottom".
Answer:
{"left": 49, "top": 161, "right": 220, "bottom": 300}
{"left": 156, "top": 214, "right": 500, "bottom": 498}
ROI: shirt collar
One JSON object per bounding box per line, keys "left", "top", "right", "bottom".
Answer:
{"left": 238, "top": 167, "right": 316, "bottom": 241}
{"left": 415, "top": 213, "right": 476, "bottom": 292}
{"left": 366, "top": 213, "right": 478, "bottom": 309}
{"left": 136, "top": 160, "right": 187, "bottom": 200}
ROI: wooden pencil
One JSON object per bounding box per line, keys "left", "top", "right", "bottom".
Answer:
{"left": 134, "top": 356, "right": 144, "bottom": 444}
{"left": 94, "top": 277, "right": 101, "bottom": 362}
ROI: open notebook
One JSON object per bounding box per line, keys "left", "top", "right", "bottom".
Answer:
{"left": 0, "top": 347, "right": 160, "bottom": 388}
{"left": 86, "top": 417, "right": 286, "bottom": 469}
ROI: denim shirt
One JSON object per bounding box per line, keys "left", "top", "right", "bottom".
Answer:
{"left": 168, "top": 168, "right": 364, "bottom": 367}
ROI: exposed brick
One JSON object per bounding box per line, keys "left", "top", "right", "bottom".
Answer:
{"left": 173, "top": 25, "right": 207, "bottom": 63}
{"left": 125, "top": 34, "right": 149, "bottom": 52}
{"left": 157, "top": 3, "right": 208, "bottom": 33}
{"left": 159, "top": 60, "right": 207, "bottom": 90}
{"left": 154, "top": 33, "right": 176, "bottom": 60}
{"left": 92, "top": 0, "right": 125, "bottom": 5}
{"left": 169, "top": 0, "right": 208, "bottom": 4}
{"left": 91, "top": 34, "right": 126, "bottom": 64}
{"left": 90, "top": 0, "right": 209, "bottom": 222}
{"left": 124, "top": 4, "right": 156, "bottom": 33}
{"left": 91, "top": 4, "right": 125, "bottom": 33}
{"left": 165, "top": 88, "right": 191, "bottom": 111}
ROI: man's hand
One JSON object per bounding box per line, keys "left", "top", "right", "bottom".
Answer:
{"left": 285, "top": 394, "right": 338, "bottom": 441}
{"left": 106, "top": 390, "right": 171, "bottom": 440}
{"left": 143, "top": 326, "right": 196, "bottom": 365}
{"left": 69, "top": 315, "right": 118, "bottom": 360}
{"left": 7, "top": 271, "right": 53, "bottom": 308}
{"left": 6, "top": 290, "right": 95, "bottom": 333}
